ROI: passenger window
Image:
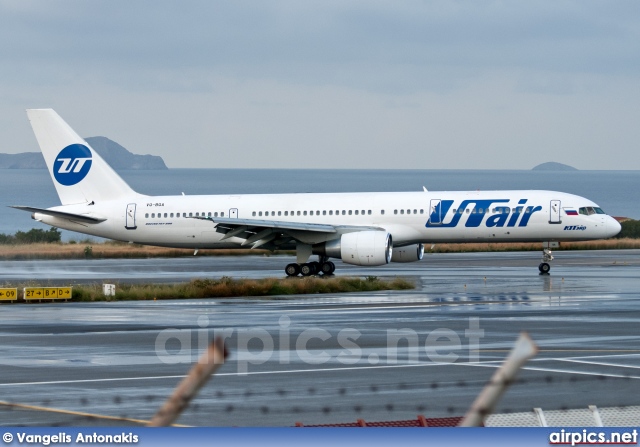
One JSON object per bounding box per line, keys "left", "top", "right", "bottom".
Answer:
{"left": 368, "top": 210, "right": 372, "bottom": 215}
{"left": 145, "top": 213, "right": 149, "bottom": 218}
{"left": 277, "top": 211, "right": 281, "bottom": 216}
{"left": 329, "top": 210, "right": 333, "bottom": 215}
{"left": 152, "top": 213, "right": 155, "bottom": 218}
{"left": 304, "top": 211, "right": 307, "bottom": 216}
{"left": 284, "top": 211, "right": 288, "bottom": 216}
{"left": 355, "top": 210, "right": 359, "bottom": 215}
{"left": 170, "top": 213, "right": 174, "bottom": 218}
{"left": 182, "top": 213, "right": 186, "bottom": 217}
{"left": 297, "top": 211, "right": 301, "bottom": 216}
{"left": 394, "top": 210, "right": 397, "bottom": 215}
{"left": 195, "top": 212, "right": 199, "bottom": 217}
{"left": 381, "top": 210, "right": 385, "bottom": 215}
{"left": 253, "top": 212, "right": 256, "bottom": 216}
{"left": 323, "top": 211, "right": 326, "bottom": 215}
{"left": 221, "top": 212, "right": 224, "bottom": 217}
{"left": 164, "top": 213, "right": 168, "bottom": 218}
{"left": 342, "top": 210, "right": 346, "bottom": 215}
{"left": 400, "top": 210, "right": 404, "bottom": 215}
{"left": 420, "top": 209, "right": 424, "bottom": 214}
{"left": 413, "top": 209, "right": 417, "bottom": 214}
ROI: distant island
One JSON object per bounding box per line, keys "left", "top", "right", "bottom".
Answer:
{"left": 531, "top": 162, "right": 577, "bottom": 171}
{"left": 0, "top": 136, "right": 168, "bottom": 170}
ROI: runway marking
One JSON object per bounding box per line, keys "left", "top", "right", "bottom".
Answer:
{"left": 556, "top": 359, "right": 640, "bottom": 370}
{"left": 0, "top": 362, "right": 468, "bottom": 387}
{"left": 456, "top": 362, "right": 640, "bottom": 380}
{"left": 478, "top": 349, "right": 640, "bottom": 353}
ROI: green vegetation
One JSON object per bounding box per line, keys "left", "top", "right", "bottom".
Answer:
{"left": 615, "top": 220, "right": 640, "bottom": 239}
{"left": 70, "top": 276, "right": 415, "bottom": 302}
{"left": 0, "top": 228, "right": 61, "bottom": 244}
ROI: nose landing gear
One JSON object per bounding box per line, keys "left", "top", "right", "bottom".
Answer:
{"left": 539, "top": 247, "right": 554, "bottom": 274}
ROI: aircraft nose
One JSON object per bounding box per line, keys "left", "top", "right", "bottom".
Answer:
{"left": 607, "top": 217, "right": 622, "bottom": 237}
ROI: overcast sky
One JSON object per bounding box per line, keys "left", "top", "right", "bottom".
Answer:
{"left": 1, "top": 1, "right": 639, "bottom": 169}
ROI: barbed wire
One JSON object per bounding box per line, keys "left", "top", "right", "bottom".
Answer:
{"left": 0, "top": 371, "right": 637, "bottom": 425}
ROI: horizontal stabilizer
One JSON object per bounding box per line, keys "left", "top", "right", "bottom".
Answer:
{"left": 10, "top": 206, "right": 107, "bottom": 224}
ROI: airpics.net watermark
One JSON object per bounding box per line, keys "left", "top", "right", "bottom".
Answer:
{"left": 155, "top": 316, "right": 485, "bottom": 374}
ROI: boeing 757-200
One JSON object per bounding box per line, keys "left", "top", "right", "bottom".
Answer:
{"left": 12, "top": 109, "right": 621, "bottom": 276}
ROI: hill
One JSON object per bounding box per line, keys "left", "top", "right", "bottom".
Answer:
{"left": 0, "top": 137, "right": 168, "bottom": 170}
{"left": 531, "top": 162, "right": 577, "bottom": 171}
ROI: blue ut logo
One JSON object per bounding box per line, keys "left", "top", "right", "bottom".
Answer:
{"left": 53, "top": 144, "right": 92, "bottom": 186}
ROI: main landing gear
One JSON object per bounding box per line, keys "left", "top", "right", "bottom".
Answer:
{"left": 285, "top": 259, "right": 336, "bottom": 277}
{"left": 538, "top": 247, "right": 554, "bottom": 274}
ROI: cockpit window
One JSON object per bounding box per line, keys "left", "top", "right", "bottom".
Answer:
{"left": 579, "top": 206, "right": 602, "bottom": 215}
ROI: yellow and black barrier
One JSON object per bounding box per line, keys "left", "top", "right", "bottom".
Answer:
{"left": 23, "top": 287, "right": 72, "bottom": 302}
{"left": 0, "top": 288, "right": 18, "bottom": 302}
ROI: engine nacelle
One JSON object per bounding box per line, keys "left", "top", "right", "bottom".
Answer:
{"left": 391, "top": 243, "right": 424, "bottom": 263}
{"left": 314, "top": 231, "right": 392, "bottom": 266}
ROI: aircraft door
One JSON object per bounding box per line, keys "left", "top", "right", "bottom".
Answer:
{"left": 429, "top": 199, "right": 443, "bottom": 225}
{"left": 549, "top": 200, "right": 561, "bottom": 224}
{"left": 125, "top": 203, "right": 137, "bottom": 230}
{"left": 229, "top": 208, "right": 238, "bottom": 218}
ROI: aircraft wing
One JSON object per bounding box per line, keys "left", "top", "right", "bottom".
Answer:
{"left": 193, "top": 216, "right": 384, "bottom": 248}
{"left": 10, "top": 206, "right": 107, "bottom": 224}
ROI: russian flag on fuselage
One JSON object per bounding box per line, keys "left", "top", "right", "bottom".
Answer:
{"left": 564, "top": 209, "right": 578, "bottom": 216}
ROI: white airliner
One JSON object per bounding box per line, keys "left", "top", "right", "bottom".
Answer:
{"left": 13, "top": 109, "right": 621, "bottom": 276}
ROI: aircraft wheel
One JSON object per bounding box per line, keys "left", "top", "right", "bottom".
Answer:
{"left": 285, "top": 263, "right": 300, "bottom": 277}
{"left": 300, "top": 263, "right": 315, "bottom": 276}
{"left": 538, "top": 262, "right": 551, "bottom": 274}
{"left": 321, "top": 261, "right": 335, "bottom": 275}
{"left": 309, "top": 261, "right": 321, "bottom": 275}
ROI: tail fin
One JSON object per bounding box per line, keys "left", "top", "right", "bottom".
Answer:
{"left": 27, "top": 109, "right": 138, "bottom": 205}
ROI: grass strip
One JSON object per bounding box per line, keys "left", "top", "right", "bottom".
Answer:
{"left": 64, "top": 276, "right": 415, "bottom": 302}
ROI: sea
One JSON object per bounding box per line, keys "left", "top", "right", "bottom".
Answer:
{"left": 1, "top": 169, "right": 638, "bottom": 241}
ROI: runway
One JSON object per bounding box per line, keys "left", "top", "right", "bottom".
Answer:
{"left": 0, "top": 250, "right": 639, "bottom": 426}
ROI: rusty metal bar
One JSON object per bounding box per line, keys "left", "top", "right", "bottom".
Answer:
{"left": 148, "top": 336, "right": 228, "bottom": 427}
{"left": 459, "top": 332, "right": 538, "bottom": 427}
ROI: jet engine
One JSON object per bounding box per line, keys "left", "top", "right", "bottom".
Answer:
{"left": 313, "top": 231, "right": 392, "bottom": 266}
{"left": 390, "top": 243, "right": 424, "bottom": 263}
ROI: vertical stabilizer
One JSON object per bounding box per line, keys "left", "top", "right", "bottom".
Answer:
{"left": 27, "top": 109, "right": 138, "bottom": 205}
